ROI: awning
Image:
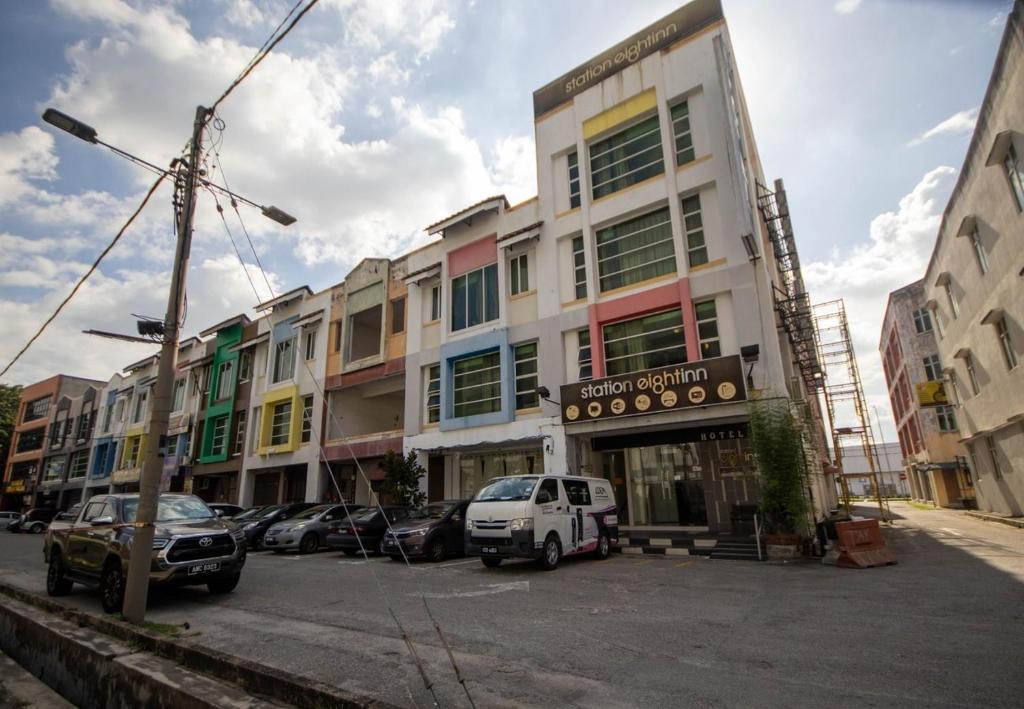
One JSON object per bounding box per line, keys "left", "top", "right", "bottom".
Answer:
{"left": 228, "top": 332, "right": 269, "bottom": 353}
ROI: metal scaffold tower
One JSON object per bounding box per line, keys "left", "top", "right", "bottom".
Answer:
{"left": 812, "top": 299, "right": 889, "bottom": 521}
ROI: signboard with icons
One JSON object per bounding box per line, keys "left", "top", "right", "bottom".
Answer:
{"left": 559, "top": 355, "right": 747, "bottom": 424}
{"left": 915, "top": 380, "right": 948, "bottom": 407}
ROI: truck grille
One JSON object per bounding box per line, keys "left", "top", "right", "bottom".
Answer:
{"left": 167, "top": 534, "right": 235, "bottom": 563}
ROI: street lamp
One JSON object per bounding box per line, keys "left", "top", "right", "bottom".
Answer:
{"left": 41, "top": 105, "right": 294, "bottom": 624}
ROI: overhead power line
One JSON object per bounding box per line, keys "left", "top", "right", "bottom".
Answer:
{"left": 0, "top": 173, "right": 168, "bottom": 380}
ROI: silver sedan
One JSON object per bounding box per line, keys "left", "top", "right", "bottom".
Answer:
{"left": 263, "top": 504, "right": 360, "bottom": 554}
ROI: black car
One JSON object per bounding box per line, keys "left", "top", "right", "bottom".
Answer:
{"left": 237, "top": 502, "right": 315, "bottom": 549}
{"left": 326, "top": 506, "right": 410, "bottom": 556}
{"left": 7, "top": 508, "right": 57, "bottom": 534}
{"left": 382, "top": 500, "right": 470, "bottom": 562}
{"left": 208, "top": 503, "right": 245, "bottom": 519}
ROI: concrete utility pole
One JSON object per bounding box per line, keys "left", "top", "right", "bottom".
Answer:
{"left": 122, "top": 105, "right": 211, "bottom": 624}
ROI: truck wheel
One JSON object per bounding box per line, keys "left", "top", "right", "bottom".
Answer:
{"left": 100, "top": 559, "right": 125, "bottom": 614}
{"left": 481, "top": 557, "right": 501, "bottom": 568}
{"left": 594, "top": 533, "right": 611, "bottom": 560}
{"left": 299, "top": 533, "right": 318, "bottom": 554}
{"left": 46, "top": 552, "right": 73, "bottom": 596}
{"left": 538, "top": 534, "right": 561, "bottom": 571}
{"left": 208, "top": 573, "right": 241, "bottom": 595}
{"left": 428, "top": 539, "right": 446, "bottom": 563}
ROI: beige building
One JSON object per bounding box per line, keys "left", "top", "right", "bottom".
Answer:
{"left": 922, "top": 3, "right": 1023, "bottom": 517}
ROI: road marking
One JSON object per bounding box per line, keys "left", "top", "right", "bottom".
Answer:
{"left": 632, "top": 559, "right": 653, "bottom": 567}
{"left": 940, "top": 528, "right": 963, "bottom": 537}
{"left": 415, "top": 581, "right": 530, "bottom": 599}
{"left": 411, "top": 558, "right": 480, "bottom": 570}
{"left": 675, "top": 560, "right": 695, "bottom": 568}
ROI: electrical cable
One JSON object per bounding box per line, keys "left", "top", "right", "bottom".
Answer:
{"left": 206, "top": 187, "right": 267, "bottom": 302}
{"left": 0, "top": 173, "right": 169, "bottom": 379}
{"left": 210, "top": 0, "right": 320, "bottom": 113}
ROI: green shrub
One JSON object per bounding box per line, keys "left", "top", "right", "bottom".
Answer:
{"left": 749, "top": 398, "right": 808, "bottom": 536}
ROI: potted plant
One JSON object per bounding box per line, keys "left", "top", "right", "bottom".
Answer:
{"left": 749, "top": 398, "right": 808, "bottom": 560}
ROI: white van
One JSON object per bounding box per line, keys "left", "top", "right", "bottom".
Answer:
{"left": 464, "top": 475, "right": 618, "bottom": 570}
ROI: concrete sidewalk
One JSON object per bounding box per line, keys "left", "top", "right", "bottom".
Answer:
{"left": 0, "top": 651, "right": 75, "bottom": 709}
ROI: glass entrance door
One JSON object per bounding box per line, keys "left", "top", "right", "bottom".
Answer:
{"left": 601, "top": 450, "right": 629, "bottom": 525}
{"left": 627, "top": 444, "right": 707, "bottom": 526}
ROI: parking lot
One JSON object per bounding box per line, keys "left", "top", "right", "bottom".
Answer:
{"left": 2, "top": 502, "right": 1023, "bottom": 709}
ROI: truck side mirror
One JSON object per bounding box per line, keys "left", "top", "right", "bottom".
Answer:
{"left": 91, "top": 516, "right": 114, "bottom": 526}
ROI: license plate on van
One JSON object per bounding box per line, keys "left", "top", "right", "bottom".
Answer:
{"left": 482, "top": 547, "right": 498, "bottom": 554}
{"left": 188, "top": 561, "right": 220, "bottom": 575}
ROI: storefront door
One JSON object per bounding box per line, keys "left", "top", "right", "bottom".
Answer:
{"left": 627, "top": 445, "right": 707, "bottom": 526}
{"left": 601, "top": 451, "right": 629, "bottom": 525}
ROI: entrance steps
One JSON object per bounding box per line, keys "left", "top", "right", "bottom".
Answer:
{"left": 616, "top": 531, "right": 763, "bottom": 561}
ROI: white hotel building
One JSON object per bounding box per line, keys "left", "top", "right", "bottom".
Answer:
{"left": 404, "top": 0, "right": 834, "bottom": 537}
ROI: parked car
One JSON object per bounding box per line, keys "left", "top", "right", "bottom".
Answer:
{"left": 326, "top": 506, "right": 411, "bottom": 556}
{"left": 237, "top": 502, "right": 315, "bottom": 549}
{"left": 208, "top": 503, "right": 245, "bottom": 519}
{"left": 0, "top": 511, "right": 21, "bottom": 529}
{"left": 230, "top": 506, "right": 265, "bottom": 524}
{"left": 264, "top": 504, "right": 363, "bottom": 554}
{"left": 7, "top": 508, "right": 57, "bottom": 534}
{"left": 44, "top": 493, "right": 246, "bottom": 613}
{"left": 465, "top": 475, "right": 618, "bottom": 570}
{"left": 382, "top": 500, "right": 470, "bottom": 562}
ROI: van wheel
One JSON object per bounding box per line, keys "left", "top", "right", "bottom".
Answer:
{"left": 595, "top": 533, "right": 611, "bottom": 560}
{"left": 47, "top": 552, "right": 73, "bottom": 596}
{"left": 299, "top": 533, "right": 318, "bottom": 554}
{"left": 100, "top": 559, "right": 125, "bottom": 614}
{"left": 481, "top": 557, "right": 501, "bottom": 568}
{"left": 539, "top": 534, "right": 561, "bottom": 571}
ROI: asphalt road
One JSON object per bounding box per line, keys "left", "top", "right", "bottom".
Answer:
{"left": 1, "top": 502, "right": 1022, "bottom": 709}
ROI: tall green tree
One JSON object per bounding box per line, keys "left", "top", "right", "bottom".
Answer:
{"left": 0, "top": 383, "right": 23, "bottom": 470}
{"left": 749, "top": 397, "right": 808, "bottom": 536}
{"left": 379, "top": 450, "right": 427, "bottom": 508}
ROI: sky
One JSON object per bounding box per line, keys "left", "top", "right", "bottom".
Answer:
{"left": 0, "top": 0, "right": 1013, "bottom": 440}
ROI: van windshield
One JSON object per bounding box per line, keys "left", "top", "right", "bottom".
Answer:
{"left": 475, "top": 477, "right": 538, "bottom": 502}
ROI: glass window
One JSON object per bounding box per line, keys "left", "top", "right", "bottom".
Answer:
{"left": 233, "top": 409, "right": 247, "bottom": 455}
{"left": 102, "top": 404, "right": 113, "bottom": 433}
{"left": 304, "top": 329, "right": 318, "bottom": 360}
{"left": 76, "top": 411, "right": 93, "bottom": 442}
{"left": 452, "top": 351, "right": 502, "bottom": 418}
{"left": 172, "top": 378, "right": 186, "bottom": 411}
{"left": 210, "top": 415, "right": 228, "bottom": 456}
{"left": 15, "top": 427, "right": 44, "bottom": 453}
{"left": 474, "top": 475, "right": 539, "bottom": 502}
{"left": 912, "top": 308, "right": 932, "bottom": 334}
{"left": 944, "top": 281, "right": 959, "bottom": 319}
{"left": 391, "top": 298, "right": 406, "bottom": 334}
{"left": 272, "top": 337, "right": 296, "bottom": 383}
{"left": 965, "top": 354, "right": 980, "bottom": 395}
{"left": 451, "top": 263, "right": 499, "bottom": 331}
{"left": 603, "top": 309, "right": 687, "bottom": 376}
{"left": 270, "top": 401, "right": 292, "bottom": 446}
{"left": 995, "top": 316, "right": 1018, "bottom": 370}
{"left": 426, "top": 364, "right": 440, "bottom": 424}
{"left": 572, "top": 235, "right": 587, "bottom": 300}
{"left": 238, "top": 351, "right": 252, "bottom": 381}
{"left": 985, "top": 435, "right": 1003, "bottom": 478}
{"left": 682, "top": 194, "right": 708, "bottom": 268}
{"left": 514, "top": 342, "right": 539, "bottom": 410}
{"left": 216, "top": 360, "right": 235, "bottom": 401}
{"left": 68, "top": 451, "right": 89, "bottom": 479}
{"left": 936, "top": 405, "right": 957, "bottom": 432}
{"left": 694, "top": 299, "right": 720, "bottom": 359}
{"left": 589, "top": 115, "right": 664, "bottom": 200}
{"left": 536, "top": 478, "right": 559, "bottom": 504}
{"left": 24, "top": 397, "right": 51, "bottom": 423}
{"left": 301, "top": 395, "right": 313, "bottom": 443}
{"left": 671, "top": 100, "right": 695, "bottom": 165}
{"left": 922, "top": 354, "right": 942, "bottom": 382}
{"left": 123, "top": 436, "right": 142, "bottom": 469}
{"left": 132, "top": 391, "right": 148, "bottom": 423}
{"left": 333, "top": 322, "right": 343, "bottom": 353}
{"left": 568, "top": 151, "right": 581, "bottom": 209}
{"left": 578, "top": 328, "right": 593, "bottom": 381}
{"left": 509, "top": 254, "right": 529, "bottom": 296}
{"left": 430, "top": 285, "right": 441, "bottom": 322}
{"left": 1003, "top": 143, "right": 1024, "bottom": 211}
{"left": 969, "top": 230, "right": 989, "bottom": 274}
{"left": 562, "top": 479, "right": 592, "bottom": 506}
{"left": 44, "top": 456, "right": 66, "bottom": 482}
{"left": 596, "top": 207, "right": 676, "bottom": 292}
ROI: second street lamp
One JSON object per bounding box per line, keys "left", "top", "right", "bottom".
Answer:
{"left": 41, "top": 105, "right": 295, "bottom": 624}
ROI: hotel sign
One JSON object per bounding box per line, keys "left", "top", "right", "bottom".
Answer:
{"left": 560, "top": 355, "right": 746, "bottom": 424}
{"left": 167, "top": 413, "right": 191, "bottom": 437}
{"left": 5, "top": 478, "right": 28, "bottom": 494}
{"left": 532, "top": 0, "right": 723, "bottom": 117}
{"left": 916, "top": 380, "right": 948, "bottom": 407}
{"left": 111, "top": 468, "right": 141, "bottom": 486}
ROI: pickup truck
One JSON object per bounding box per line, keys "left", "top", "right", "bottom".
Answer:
{"left": 45, "top": 493, "right": 246, "bottom": 613}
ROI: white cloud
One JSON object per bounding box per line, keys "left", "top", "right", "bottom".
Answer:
{"left": 908, "top": 108, "right": 978, "bottom": 147}
{"left": 833, "top": 0, "right": 862, "bottom": 16}
{"left": 330, "top": 0, "right": 457, "bottom": 60}
{"left": 367, "top": 52, "right": 411, "bottom": 84}
{"left": 0, "top": 127, "right": 59, "bottom": 206}
{"left": 488, "top": 135, "right": 537, "bottom": 204}
{"left": 804, "top": 166, "right": 956, "bottom": 435}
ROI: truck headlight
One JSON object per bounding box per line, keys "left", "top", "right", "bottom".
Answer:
{"left": 152, "top": 538, "right": 169, "bottom": 550}
{"left": 510, "top": 518, "right": 533, "bottom": 531}
{"left": 465, "top": 519, "right": 474, "bottom": 530}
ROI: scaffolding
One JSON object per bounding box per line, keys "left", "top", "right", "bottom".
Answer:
{"left": 756, "top": 179, "right": 823, "bottom": 393}
{"left": 812, "top": 299, "right": 889, "bottom": 521}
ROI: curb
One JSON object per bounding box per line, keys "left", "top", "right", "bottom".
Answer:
{"left": 964, "top": 511, "right": 1024, "bottom": 530}
{"left": 0, "top": 581, "right": 398, "bottom": 709}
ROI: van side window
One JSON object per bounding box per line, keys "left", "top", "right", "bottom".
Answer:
{"left": 536, "top": 478, "right": 559, "bottom": 504}
{"left": 562, "top": 479, "right": 592, "bottom": 506}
